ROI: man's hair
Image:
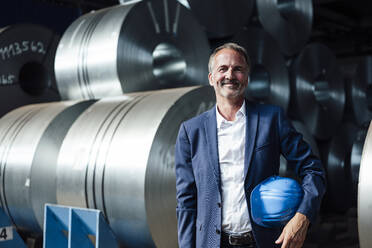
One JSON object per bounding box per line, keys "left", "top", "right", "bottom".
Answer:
{"left": 208, "top": 42, "right": 251, "bottom": 73}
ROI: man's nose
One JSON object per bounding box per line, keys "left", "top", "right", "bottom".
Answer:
{"left": 225, "top": 68, "right": 234, "bottom": 79}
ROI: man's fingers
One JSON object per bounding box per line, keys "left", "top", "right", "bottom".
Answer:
{"left": 280, "top": 235, "right": 289, "bottom": 248}
{"left": 287, "top": 236, "right": 305, "bottom": 248}
{"left": 275, "top": 232, "right": 284, "bottom": 244}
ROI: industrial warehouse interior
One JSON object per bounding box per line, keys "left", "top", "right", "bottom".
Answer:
{"left": 0, "top": 0, "right": 371, "bottom": 247}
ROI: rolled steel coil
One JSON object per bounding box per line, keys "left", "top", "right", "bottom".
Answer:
{"left": 279, "top": 120, "right": 319, "bottom": 179}
{"left": 326, "top": 122, "right": 358, "bottom": 213}
{"left": 291, "top": 43, "right": 345, "bottom": 140}
{"left": 346, "top": 56, "right": 372, "bottom": 126}
{"left": 256, "top": 0, "right": 313, "bottom": 57}
{"left": 0, "top": 24, "right": 61, "bottom": 117}
{"left": 350, "top": 127, "right": 367, "bottom": 203}
{"left": 0, "top": 100, "right": 93, "bottom": 234}
{"left": 55, "top": 0, "right": 210, "bottom": 100}
{"left": 0, "top": 86, "right": 215, "bottom": 247}
{"left": 358, "top": 121, "right": 372, "bottom": 248}
{"left": 233, "top": 27, "right": 290, "bottom": 112}
{"left": 178, "top": 0, "right": 254, "bottom": 38}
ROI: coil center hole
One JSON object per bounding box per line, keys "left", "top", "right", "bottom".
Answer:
{"left": 152, "top": 43, "right": 187, "bottom": 84}
{"left": 277, "top": 0, "right": 296, "bottom": 20}
{"left": 19, "top": 62, "right": 48, "bottom": 96}
{"left": 313, "top": 71, "right": 331, "bottom": 107}
{"left": 246, "top": 64, "right": 270, "bottom": 100}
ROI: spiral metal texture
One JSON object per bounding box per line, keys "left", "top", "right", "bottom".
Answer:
{"left": 291, "top": 43, "right": 345, "bottom": 140}
{"left": 55, "top": 0, "right": 210, "bottom": 100}
{"left": 0, "top": 86, "right": 215, "bottom": 248}
{"left": 0, "top": 100, "right": 89, "bottom": 234}
{"left": 347, "top": 56, "right": 372, "bottom": 126}
{"left": 350, "top": 127, "right": 367, "bottom": 203}
{"left": 178, "top": 0, "right": 254, "bottom": 38}
{"left": 0, "top": 24, "right": 60, "bottom": 117}
{"left": 358, "top": 121, "right": 372, "bottom": 248}
{"left": 256, "top": 0, "right": 313, "bottom": 56}
{"left": 233, "top": 27, "right": 290, "bottom": 112}
{"left": 326, "top": 122, "right": 358, "bottom": 213}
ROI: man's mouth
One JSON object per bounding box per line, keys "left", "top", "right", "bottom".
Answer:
{"left": 221, "top": 80, "right": 239, "bottom": 87}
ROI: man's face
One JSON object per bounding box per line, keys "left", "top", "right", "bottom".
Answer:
{"left": 208, "top": 48, "right": 249, "bottom": 100}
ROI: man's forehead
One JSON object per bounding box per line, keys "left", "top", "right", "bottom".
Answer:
{"left": 214, "top": 48, "right": 246, "bottom": 65}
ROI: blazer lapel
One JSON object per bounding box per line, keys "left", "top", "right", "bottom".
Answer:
{"left": 204, "top": 107, "right": 221, "bottom": 191}
{"left": 244, "top": 101, "right": 259, "bottom": 185}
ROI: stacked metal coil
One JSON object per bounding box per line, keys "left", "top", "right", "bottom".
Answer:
{"left": 350, "top": 127, "right": 367, "bottom": 203}
{"left": 178, "top": 0, "right": 254, "bottom": 38}
{"left": 0, "top": 24, "right": 61, "bottom": 117}
{"left": 233, "top": 27, "right": 290, "bottom": 112}
{"left": 358, "top": 121, "right": 372, "bottom": 248}
{"left": 55, "top": 0, "right": 210, "bottom": 100}
{"left": 0, "top": 100, "right": 92, "bottom": 234}
{"left": 0, "top": 86, "right": 215, "bottom": 248}
{"left": 346, "top": 56, "right": 372, "bottom": 126}
{"left": 325, "top": 123, "right": 359, "bottom": 213}
{"left": 256, "top": 0, "right": 313, "bottom": 56}
{"left": 290, "top": 43, "right": 345, "bottom": 140}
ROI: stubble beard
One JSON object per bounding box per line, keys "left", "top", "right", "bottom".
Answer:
{"left": 218, "top": 79, "right": 246, "bottom": 99}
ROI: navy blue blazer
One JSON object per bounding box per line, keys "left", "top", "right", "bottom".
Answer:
{"left": 175, "top": 100, "right": 326, "bottom": 248}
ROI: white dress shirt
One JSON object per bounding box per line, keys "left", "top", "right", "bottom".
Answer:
{"left": 216, "top": 101, "right": 252, "bottom": 234}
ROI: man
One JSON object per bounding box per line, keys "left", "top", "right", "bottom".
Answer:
{"left": 175, "top": 43, "right": 326, "bottom": 248}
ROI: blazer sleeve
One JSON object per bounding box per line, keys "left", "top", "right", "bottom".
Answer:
{"left": 175, "top": 123, "right": 197, "bottom": 248}
{"left": 277, "top": 107, "right": 326, "bottom": 223}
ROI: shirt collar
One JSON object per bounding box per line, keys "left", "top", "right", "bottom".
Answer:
{"left": 216, "top": 100, "right": 246, "bottom": 129}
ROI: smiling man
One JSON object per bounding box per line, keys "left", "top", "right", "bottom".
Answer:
{"left": 175, "top": 43, "right": 326, "bottom": 248}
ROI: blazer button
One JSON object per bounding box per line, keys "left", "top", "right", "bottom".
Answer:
{"left": 217, "top": 202, "right": 221, "bottom": 208}
{"left": 216, "top": 229, "right": 221, "bottom": 235}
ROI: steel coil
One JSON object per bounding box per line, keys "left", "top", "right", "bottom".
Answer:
{"left": 326, "top": 122, "right": 358, "bottom": 213}
{"left": 233, "top": 27, "right": 289, "bottom": 112}
{"left": 0, "top": 86, "right": 215, "bottom": 247}
{"left": 178, "top": 0, "right": 254, "bottom": 38}
{"left": 358, "top": 121, "right": 372, "bottom": 248}
{"left": 0, "top": 100, "right": 93, "bottom": 234}
{"left": 291, "top": 43, "right": 345, "bottom": 140}
{"left": 347, "top": 56, "right": 372, "bottom": 126}
{"left": 256, "top": 0, "right": 313, "bottom": 56}
{"left": 279, "top": 120, "right": 319, "bottom": 179}
{"left": 350, "top": 127, "right": 367, "bottom": 203}
{"left": 55, "top": 0, "right": 210, "bottom": 100}
{"left": 0, "top": 24, "right": 61, "bottom": 117}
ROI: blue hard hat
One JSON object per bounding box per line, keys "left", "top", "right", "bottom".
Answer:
{"left": 250, "top": 176, "right": 303, "bottom": 228}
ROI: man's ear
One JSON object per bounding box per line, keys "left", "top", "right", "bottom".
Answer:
{"left": 208, "top": 72, "right": 213, "bottom": 86}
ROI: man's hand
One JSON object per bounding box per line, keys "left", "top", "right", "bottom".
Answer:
{"left": 275, "top": 212, "right": 310, "bottom": 248}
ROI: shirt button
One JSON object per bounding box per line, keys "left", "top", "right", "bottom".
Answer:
{"left": 216, "top": 229, "right": 221, "bottom": 235}
{"left": 217, "top": 202, "right": 221, "bottom": 208}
